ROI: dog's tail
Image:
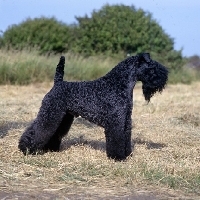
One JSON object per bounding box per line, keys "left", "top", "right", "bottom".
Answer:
{"left": 54, "top": 56, "right": 65, "bottom": 84}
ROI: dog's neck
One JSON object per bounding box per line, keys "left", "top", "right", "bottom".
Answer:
{"left": 100, "top": 58, "right": 138, "bottom": 91}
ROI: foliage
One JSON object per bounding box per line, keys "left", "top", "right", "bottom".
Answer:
{"left": 74, "top": 5, "right": 173, "bottom": 55}
{"left": 1, "top": 4, "right": 186, "bottom": 70}
{"left": 72, "top": 4, "right": 184, "bottom": 70}
{"left": 187, "top": 55, "right": 200, "bottom": 70}
{"left": 1, "top": 17, "right": 71, "bottom": 54}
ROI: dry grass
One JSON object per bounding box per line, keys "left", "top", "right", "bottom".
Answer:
{"left": 0, "top": 82, "right": 200, "bottom": 199}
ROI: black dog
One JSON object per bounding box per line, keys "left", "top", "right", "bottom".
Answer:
{"left": 19, "top": 53, "right": 168, "bottom": 160}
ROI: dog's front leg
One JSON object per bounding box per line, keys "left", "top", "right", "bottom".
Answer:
{"left": 124, "top": 113, "right": 133, "bottom": 158}
{"left": 105, "top": 122, "right": 127, "bottom": 161}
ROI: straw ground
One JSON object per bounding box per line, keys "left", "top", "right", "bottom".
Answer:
{"left": 0, "top": 82, "right": 200, "bottom": 199}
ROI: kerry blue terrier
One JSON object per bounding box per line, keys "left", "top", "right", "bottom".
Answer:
{"left": 19, "top": 53, "right": 168, "bottom": 160}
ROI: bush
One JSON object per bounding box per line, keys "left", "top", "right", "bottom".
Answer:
{"left": 74, "top": 5, "right": 174, "bottom": 55}
{"left": 1, "top": 4, "right": 188, "bottom": 78}
{"left": 1, "top": 17, "right": 72, "bottom": 54}
{"left": 1, "top": 5, "right": 185, "bottom": 71}
{"left": 72, "top": 4, "right": 184, "bottom": 70}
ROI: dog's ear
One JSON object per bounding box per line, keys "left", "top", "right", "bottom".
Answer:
{"left": 138, "top": 53, "right": 151, "bottom": 63}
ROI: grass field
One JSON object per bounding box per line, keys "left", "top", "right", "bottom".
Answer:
{"left": 1, "top": 49, "right": 200, "bottom": 85}
{"left": 0, "top": 82, "right": 200, "bottom": 199}
{"left": 0, "top": 49, "right": 117, "bottom": 85}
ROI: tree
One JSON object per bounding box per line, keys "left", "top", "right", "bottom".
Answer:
{"left": 1, "top": 4, "right": 184, "bottom": 69}
{"left": 73, "top": 5, "right": 172, "bottom": 54}
{"left": 72, "top": 4, "right": 184, "bottom": 69}
{"left": 2, "top": 17, "right": 72, "bottom": 54}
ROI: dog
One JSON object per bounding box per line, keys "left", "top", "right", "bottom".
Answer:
{"left": 19, "top": 53, "right": 168, "bottom": 160}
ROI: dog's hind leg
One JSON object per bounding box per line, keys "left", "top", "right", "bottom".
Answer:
{"left": 19, "top": 98, "right": 72, "bottom": 154}
{"left": 44, "top": 112, "right": 74, "bottom": 151}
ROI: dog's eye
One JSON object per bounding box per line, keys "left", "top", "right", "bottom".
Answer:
{"left": 150, "top": 69, "right": 154, "bottom": 74}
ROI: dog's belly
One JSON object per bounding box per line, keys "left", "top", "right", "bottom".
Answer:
{"left": 67, "top": 110, "right": 105, "bottom": 128}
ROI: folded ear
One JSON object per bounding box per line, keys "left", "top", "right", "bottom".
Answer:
{"left": 138, "top": 53, "right": 151, "bottom": 63}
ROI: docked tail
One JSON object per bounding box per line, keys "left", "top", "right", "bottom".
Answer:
{"left": 54, "top": 56, "right": 65, "bottom": 84}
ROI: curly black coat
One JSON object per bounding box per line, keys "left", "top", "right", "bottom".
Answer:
{"left": 19, "top": 53, "right": 168, "bottom": 160}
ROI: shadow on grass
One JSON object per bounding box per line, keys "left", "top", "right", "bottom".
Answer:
{"left": 0, "top": 119, "right": 167, "bottom": 153}
{"left": 61, "top": 136, "right": 106, "bottom": 152}
{"left": 133, "top": 137, "right": 167, "bottom": 149}
{"left": 0, "top": 121, "right": 29, "bottom": 138}
{"left": 63, "top": 118, "right": 167, "bottom": 151}
{"left": 60, "top": 136, "right": 167, "bottom": 152}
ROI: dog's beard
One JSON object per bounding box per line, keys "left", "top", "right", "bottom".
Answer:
{"left": 140, "top": 63, "right": 168, "bottom": 102}
{"left": 142, "top": 82, "right": 165, "bottom": 102}
{"left": 142, "top": 67, "right": 168, "bottom": 102}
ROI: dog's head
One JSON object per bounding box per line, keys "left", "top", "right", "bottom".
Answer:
{"left": 136, "top": 53, "right": 168, "bottom": 102}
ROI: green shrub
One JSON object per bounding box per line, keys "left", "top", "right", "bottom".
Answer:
{"left": 1, "top": 4, "right": 185, "bottom": 71}
{"left": 72, "top": 4, "right": 184, "bottom": 70}
{"left": 1, "top": 17, "right": 72, "bottom": 54}
{"left": 74, "top": 5, "right": 174, "bottom": 55}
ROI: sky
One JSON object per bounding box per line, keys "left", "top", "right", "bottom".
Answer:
{"left": 0, "top": 0, "right": 199, "bottom": 57}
